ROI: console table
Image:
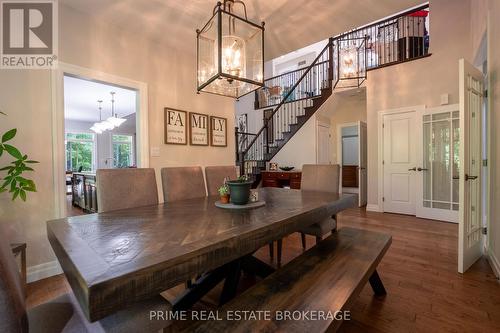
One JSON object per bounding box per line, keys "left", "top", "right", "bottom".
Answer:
{"left": 261, "top": 171, "right": 302, "bottom": 189}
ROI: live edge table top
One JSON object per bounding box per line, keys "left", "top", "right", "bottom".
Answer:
{"left": 47, "top": 188, "right": 356, "bottom": 322}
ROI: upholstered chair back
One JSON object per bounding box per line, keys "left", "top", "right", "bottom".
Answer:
{"left": 0, "top": 226, "right": 28, "bottom": 333}
{"left": 161, "top": 167, "right": 206, "bottom": 202}
{"left": 96, "top": 168, "right": 159, "bottom": 213}
{"left": 205, "top": 166, "right": 238, "bottom": 196}
{"left": 301, "top": 164, "right": 340, "bottom": 193}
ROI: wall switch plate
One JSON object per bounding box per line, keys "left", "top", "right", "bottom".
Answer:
{"left": 440, "top": 93, "right": 449, "bottom": 105}
{"left": 150, "top": 147, "right": 160, "bottom": 157}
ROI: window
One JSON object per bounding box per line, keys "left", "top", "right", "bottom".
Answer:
{"left": 65, "top": 133, "right": 95, "bottom": 172}
{"left": 112, "top": 135, "right": 134, "bottom": 168}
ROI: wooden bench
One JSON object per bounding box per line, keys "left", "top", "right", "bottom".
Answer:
{"left": 182, "top": 227, "right": 391, "bottom": 333}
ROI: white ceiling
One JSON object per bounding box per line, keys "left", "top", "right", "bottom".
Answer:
{"left": 60, "top": 0, "right": 425, "bottom": 60}
{"left": 64, "top": 76, "right": 137, "bottom": 122}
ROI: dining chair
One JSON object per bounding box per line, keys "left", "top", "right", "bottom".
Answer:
{"left": 274, "top": 164, "right": 341, "bottom": 264}
{"left": 299, "top": 164, "right": 340, "bottom": 245}
{"left": 96, "top": 168, "right": 159, "bottom": 213}
{"left": 205, "top": 165, "right": 238, "bottom": 196}
{"left": 161, "top": 166, "right": 206, "bottom": 202}
{"left": 0, "top": 226, "right": 171, "bottom": 333}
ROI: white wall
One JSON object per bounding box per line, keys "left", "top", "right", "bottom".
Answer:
{"left": 365, "top": 0, "right": 473, "bottom": 209}
{"left": 270, "top": 115, "right": 318, "bottom": 169}
{"left": 320, "top": 89, "right": 367, "bottom": 163}
{"left": 0, "top": 4, "right": 235, "bottom": 274}
{"left": 272, "top": 39, "right": 328, "bottom": 75}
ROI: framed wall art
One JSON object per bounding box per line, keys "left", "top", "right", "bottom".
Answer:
{"left": 210, "top": 116, "right": 227, "bottom": 147}
{"left": 164, "top": 108, "right": 187, "bottom": 145}
{"left": 189, "top": 112, "right": 209, "bottom": 146}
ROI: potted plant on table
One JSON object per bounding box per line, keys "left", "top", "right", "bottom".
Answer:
{"left": 226, "top": 175, "right": 253, "bottom": 205}
{"left": 218, "top": 183, "right": 230, "bottom": 204}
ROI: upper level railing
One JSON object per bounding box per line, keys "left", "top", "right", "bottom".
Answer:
{"left": 336, "top": 3, "right": 430, "bottom": 69}
{"left": 254, "top": 4, "right": 429, "bottom": 109}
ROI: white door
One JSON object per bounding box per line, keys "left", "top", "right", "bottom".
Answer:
{"left": 358, "top": 121, "right": 367, "bottom": 207}
{"left": 415, "top": 105, "right": 460, "bottom": 223}
{"left": 383, "top": 111, "right": 418, "bottom": 215}
{"left": 317, "top": 123, "right": 330, "bottom": 164}
{"left": 458, "top": 59, "right": 483, "bottom": 273}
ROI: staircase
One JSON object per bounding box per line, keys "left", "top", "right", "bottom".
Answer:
{"left": 235, "top": 4, "right": 430, "bottom": 186}
{"left": 236, "top": 38, "right": 341, "bottom": 186}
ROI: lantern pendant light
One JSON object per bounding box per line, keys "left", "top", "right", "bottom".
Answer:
{"left": 197, "top": 0, "right": 265, "bottom": 98}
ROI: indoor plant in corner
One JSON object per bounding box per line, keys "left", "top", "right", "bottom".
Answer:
{"left": 0, "top": 111, "right": 39, "bottom": 201}
{"left": 226, "top": 175, "right": 253, "bottom": 205}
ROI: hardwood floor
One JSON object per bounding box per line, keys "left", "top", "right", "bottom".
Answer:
{"left": 26, "top": 208, "right": 500, "bottom": 332}
{"left": 66, "top": 195, "right": 86, "bottom": 217}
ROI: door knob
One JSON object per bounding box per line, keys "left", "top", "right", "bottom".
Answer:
{"left": 465, "top": 174, "right": 478, "bottom": 181}
{"left": 408, "top": 167, "right": 416, "bottom": 171}
{"left": 417, "top": 167, "right": 428, "bottom": 171}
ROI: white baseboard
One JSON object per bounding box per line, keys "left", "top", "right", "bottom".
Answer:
{"left": 487, "top": 248, "right": 500, "bottom": 280}
{"left": 366, "top": 204, "right": 381, "bottom": 212}
{"left": 27, "top": 260, "right": 63, "bottom": 283}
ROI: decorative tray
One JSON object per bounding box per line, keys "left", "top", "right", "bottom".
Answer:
{"left": 215, "top": 200, "right": 266, "bottom": 210}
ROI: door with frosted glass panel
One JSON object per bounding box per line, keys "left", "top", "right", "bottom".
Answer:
{"left": 416, "top": 106, "right": 460, "bottom": 223}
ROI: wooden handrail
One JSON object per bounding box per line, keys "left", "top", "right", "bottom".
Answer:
{"left": 243, "top": 39, "right": 334, "bottom": 157}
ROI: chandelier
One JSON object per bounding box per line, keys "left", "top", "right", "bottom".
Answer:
{"left": 90, "top": 92, "right": 127, "bottom": 134}
{"left": 196, "top": 0, "right": 264, "bottom": 98}
{"left": 337, "top": 37, "right": 367, "bottom": 89}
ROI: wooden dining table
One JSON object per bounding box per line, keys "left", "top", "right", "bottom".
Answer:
{"left": 47, "top": 188, "right": 356, "bottom": 322}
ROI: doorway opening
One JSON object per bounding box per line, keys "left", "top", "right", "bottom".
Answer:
{"left": 52, "top": 63, "right": 149, "bottom": 218}
{"left": 337, "top": 121, "right": 367, "bottom": 207}
{"left": 340, "top": 125, "right": 359, "bottom": 194}
{"left": 63, "top": 75, "right": 138, "bottom": 216}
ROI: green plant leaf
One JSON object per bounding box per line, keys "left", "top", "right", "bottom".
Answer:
{"left": 19, "top": 189, "right": 26, "bottom": 201}
{"left": 0, "top": 166, "right": 12, "bottom": 171}
{"left": 22, "top": 166, "right": 34, "bottom": 172}
{"left": 12, "top": 189, "right": 19, "bottom": 201}
{"left": 0, "top": 146, "right": 3, "bottom": 157}
{"left": 10, "top": 180, "right": 17, "bottom": 192}
{"left": 25, "top": 160, "right": 39, "bottom": 164}
{"left": 1, "top": 179, "right": 11, "bottom": 189}
{"left": 2, "top": 128, "right": 16, "bottom": 143}
{"left": 23, "top": 183, "right": 37, "bottom": 192}
{"left": 3, "top": 144, "right": 22, "bottom": 159}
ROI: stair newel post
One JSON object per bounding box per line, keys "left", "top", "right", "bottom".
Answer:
{"left": 328, "top": 37, "right": 334, "bottom": 84}
{"left": 235, "top": 127, "right": 240, "bottom": 163}
{"left": 239, "top": 153, "right": 245, "bottom": 177}
{"left": 337, "top": 40, "right": 340, "bottom": 85}
{"left": 264, "top": 121, "right": 269, "bottom": 155}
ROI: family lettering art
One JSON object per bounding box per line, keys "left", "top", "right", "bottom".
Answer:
{"left": 164, "top": 108, "right": 187, "bottom": 145}
{"left": 210, "top": 116, "right": 227, "bottom": 147}
{"left": 190, "top": 113, "right": 209, "bottom": 146}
